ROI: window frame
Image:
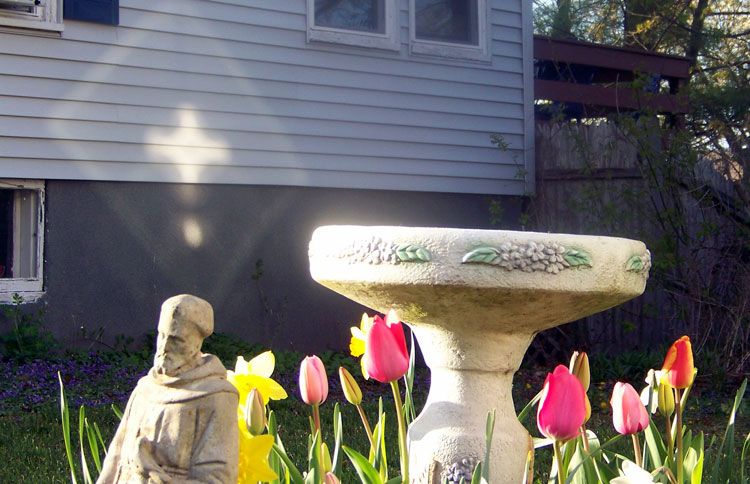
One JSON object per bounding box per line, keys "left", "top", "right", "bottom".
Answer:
{"left": 0, "top": 0, "right": 63, "bottom": 32}
{"left": 409, "top": 0, "right": 490, "bottom": 62}
{"left": 306, "top": 0, "right": 400, "bottom": 51}
{"left": 0, "top": 179, "right": 45, "bottom": 303}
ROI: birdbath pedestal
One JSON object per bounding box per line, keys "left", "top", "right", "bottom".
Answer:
{"left": 309, "top": 226, "right": 650, "bottom": 483}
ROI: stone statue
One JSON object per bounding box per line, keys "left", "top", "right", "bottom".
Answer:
{"left": 97, "top": 295, "right": 239, "bottom": 484}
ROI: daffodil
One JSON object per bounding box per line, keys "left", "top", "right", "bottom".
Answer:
{"left": 227, "top": 351, "right": 288, "bottom": 409}
{"left": 350, "top": 313, "right": 374, "bottom": 378}
{"left": 237, "top": 425, "right": 277, "bottom": 483}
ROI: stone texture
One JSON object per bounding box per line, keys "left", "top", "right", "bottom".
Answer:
{"left": 309, "top": 226, "right": 649, "bottom": 483}
{"left": 97, "top": 295, "right": 239, "bottom": 484}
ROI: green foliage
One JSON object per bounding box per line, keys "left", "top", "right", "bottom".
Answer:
{"left": 0, "top": 293, "right": 57, "bottom": 361}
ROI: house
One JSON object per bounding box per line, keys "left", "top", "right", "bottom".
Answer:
{"left": 0, "top": 0, "right": 533, "bottom": 350}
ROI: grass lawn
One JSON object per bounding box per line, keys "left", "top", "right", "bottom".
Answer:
{"left": 0, "top": 348, "right": 747, "bottom": 483}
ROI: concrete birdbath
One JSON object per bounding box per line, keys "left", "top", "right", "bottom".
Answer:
{"left": 308, "top": 226, "right": 650, "bottom": 483}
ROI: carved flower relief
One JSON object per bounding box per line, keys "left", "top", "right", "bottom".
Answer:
{"left": 462, "top": 241, "right": 592, "bottom": 273}
{"left": 309, "top": 236, "right": 431, "bottom": 265}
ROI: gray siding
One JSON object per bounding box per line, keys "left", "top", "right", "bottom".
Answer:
{"left": 0, "top": 0, "right": 532, "bottom": 195}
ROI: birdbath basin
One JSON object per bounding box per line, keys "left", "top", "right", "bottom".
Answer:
{"left": 308, "top": 226, "right": 650, "bottom": 483}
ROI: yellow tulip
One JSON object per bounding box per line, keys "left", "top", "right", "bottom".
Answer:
{"left": 339, "top": 367, "right": 363, "bottom": 405}
{"left": 244, "top": 388, "right": 267, "bottom": 436}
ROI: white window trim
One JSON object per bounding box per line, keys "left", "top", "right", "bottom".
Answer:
{"left": 409, "top": 0, "right": 490, "bottom": 62}
{"left": 0, "top": 0, "right": 63, "bottom": 32}
{"left": 0, "top": 179, "right": 44, "bottom": 303}
{"left": 306, "top": 0, "right": 400, "bottom": 51}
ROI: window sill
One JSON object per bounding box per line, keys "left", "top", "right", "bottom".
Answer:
{"left": 307, "top": 27, "right": 400, "bottom": 51}
{"left": 410, "top": 39, "right": 490, "bottom": 63}
{"left": 0, "top": 15, "right": 63, "bottom": 32}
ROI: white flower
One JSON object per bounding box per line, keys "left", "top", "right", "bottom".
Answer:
{"left": 640, "top": 369, "right": 665, "bottom": 414}
{"left": 610, "top": 460, "right": 656, "bottom": 484}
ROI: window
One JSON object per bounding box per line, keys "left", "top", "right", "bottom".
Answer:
{"left": 0, "top": 180, "right": 44, "bottom": 302}
{"left": 410, "top": 0, "right": 489, "bottom": 61}
{"left": 307, "top": 0, "right": 399, "bottom": 51}
{"left": 0, "top": 0, "right": 63, "bottom": 32}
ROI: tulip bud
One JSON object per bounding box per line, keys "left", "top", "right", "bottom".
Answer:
{"left": 339, "top": 367, "right": 363, "bottom": 405}
{"left": 537, "top": 365, "right": 586, "bottom": 442}
{"left": 657, "top": 381, "right": 675, "bottom": 417}
{"left": 362, "top": 314, "right": 409, "bottom": 383}
{"left": 583, "top": 393, "right": 592, "bottom": 424}
{"left": 661, "top": 336, "right": 695, "bottom": 389}
{"left": 324, "top": 472, "right": 341, "bottom": 484}
{"left": 569, "top": 351, "right": 590, "bottom": 392}
{"left": 299, "top": 355, "right": 328, "bottom": 405}
{"left": 611, "top": 382, "right": 650, "bottom": 435}
{"left": 244, "top": 388, "right": 266, "bottom": 436}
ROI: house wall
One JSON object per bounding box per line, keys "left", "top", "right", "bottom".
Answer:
{"left": 0, "top": 0, "right": 533, "bottom": 195}
{"left": 42, "top": 180, "right": 522, "bottom": 351}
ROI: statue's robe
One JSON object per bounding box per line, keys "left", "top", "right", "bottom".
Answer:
{"left": 97, "top": 355, "right": 239, "bottom": 484}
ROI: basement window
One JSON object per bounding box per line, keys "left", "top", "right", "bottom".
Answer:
{"left": 0, "top": 0, "right": 63, "bottom": 31}
{"left": 410, "top": 0, "right": 489, "bottom": 61}
{"left": 307, "top": 0, "right": 400, "bottom": 51}
{"left": 0, "top": 180, "right": 44, "bottom": 302}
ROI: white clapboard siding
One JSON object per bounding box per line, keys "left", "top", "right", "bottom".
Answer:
{"left": 0, "top": 0, "right": 533, "bottom": 195}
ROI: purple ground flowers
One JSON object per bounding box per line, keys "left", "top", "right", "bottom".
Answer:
{"left": 0, "top": 353, "right": 148, "bottom": 413}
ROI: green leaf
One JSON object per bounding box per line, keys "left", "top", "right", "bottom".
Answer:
{"left": 471, "top": 462, "right": 484, "bottom": 484}
{"left": 740, "top": 431, "right": 749, "bottom": 484}
{"left": 483, "top": 410, "right": 495, "bottom": 482}
{"left": 710, "top": 378, "right": 747, "bottom": 483}
{"left": 563, "top": 248, "right": 593, "bottom": 267}
{"left": 332, "top": 403, "right": 343, "bottom": 476}
{"left": 462, "top": 247, "right": 502, "bottom": 265}
{"left": 395, "top": 244, "right": 431, "bottom": 263}
{"left": 644, "top": 420, "right": 666, "bottom": 469}
{"left": 343, "top": 446, "right": 383, "bottom": 484}
{"left": 626, "top": 254, "right": 645, "bottom": 272}
{"left": 517, "top": 390, "right": 542, "bottom": 423}
{"left": 79, "top": 406, "right": 93, "bottom": 484}
{"left": 268, "top": 411, "right": 282, "bottom": 484}
{"left": 111, "top": 404, "right": 123, "bottom": 420}
{"left": 565, "top": 434, "right": 625, "bottom": 484}
{"left": 272, "top": 443, "right": 305, "bottom": 484}
{"left": 58, "top": 372, "right": 78, "bottom": 484}
{"left": 84, "top": 418, "right": 102, "bottom": 474}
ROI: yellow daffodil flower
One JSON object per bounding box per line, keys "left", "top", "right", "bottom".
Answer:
{"left": 227, "top": 351, "right": 288, "bottom": 409}
{"left": 350, "top": 313, "right": 374, "bottom": 378}
{"left": 237, "top": 425, "right": 277, "bottom": 483}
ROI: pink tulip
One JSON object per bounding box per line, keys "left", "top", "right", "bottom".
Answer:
{"left": 299, "top": 355, "right": 328, "bottom": 405}
{"left": 537, "top": 365, "right": 586, "bottom": 442}
{"left": 611, "top": 382, "right": 650, "bottom": 435}
{"left": 362, "top": 312, "right": 409, "bottom": 383}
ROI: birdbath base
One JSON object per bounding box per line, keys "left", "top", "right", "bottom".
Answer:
{"left": 309, "top": 226, "right": 649, "bottom": 483}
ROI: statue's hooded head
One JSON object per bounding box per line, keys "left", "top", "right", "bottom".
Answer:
{"left": 154, "top": 294, "right": 214, "bottom": 377}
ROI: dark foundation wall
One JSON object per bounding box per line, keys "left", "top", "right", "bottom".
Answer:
{"left": 42, "top": 181, "right": 523, "bottom": 352}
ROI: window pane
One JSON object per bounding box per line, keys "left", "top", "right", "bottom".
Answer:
{"left": 415, "top": 0, "right": 479, "bottom": 45}
{"left": 315, "top": 0, "right": 385, "bottom": 34}
{"left": 0, "top": 189, "right": 39, "bottom": 279}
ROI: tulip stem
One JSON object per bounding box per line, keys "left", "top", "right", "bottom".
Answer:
{"left": 665, "top": 412, "right": 674, "bottom": 466}
{"left": 355, "top": 404, "right": 374, "bottom": 448}
{"left": 632, "top": 434, "right": 642, "bottom": 468}
{"left": 553, "top": 440, "right": 565, "bottom": 484}
{"left": 580, "top": 424, "right": 590, "bottom": 453}
{"left": 675, "top": 388, "right": 683, "bottom": 484}
{"left": 390, "top": 380, "right": 409, "bottom": 484}
{"left": 312, "top": 403, "right": 321, "bottom": 433}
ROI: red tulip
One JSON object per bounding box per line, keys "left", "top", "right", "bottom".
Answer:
{"left": 299, "top": 355, "right": 328, "bottom": 405}
{"left": 611, "top": 382, "right": 650, "bottom": 435}
{"left": 362, "top": 311, "right": 409, "bottom": 383}
{"left": 661, "top": 335, "right": 695, "bottom": 389}
{"left": 537, "top": 365, "right": 586, "bottom": 442}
